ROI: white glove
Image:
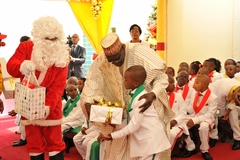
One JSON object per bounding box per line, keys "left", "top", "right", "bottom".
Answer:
{"left": 20, "top": 60, "right": 35, "bottom": 75}
{"left": 44, "top": 106, "right": 50, "bottom": 119}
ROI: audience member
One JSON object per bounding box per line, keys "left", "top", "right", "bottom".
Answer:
{"left": 174, "top": 70, "right": 195, "bottom": 106}
{"left": 166, "top": 75, "right": 188, "bottom": 149}
{"left": 128, "top": 24, "right": 149, "bottom": 46}
{"left": 77, "top": 77, "right": 86, "bottom": 94}
{"left": 225, "top": 65, "right": 238, "bottom": 79}
{"left": 62, "top": 84, "right": 85, "bottom": 133}
{"left": 165, "top": 66, "right": 175, "bottom": 78}
{"left": 73, "top": 118, "right": 99, "bottom": 160}
{"left": 183, "top": 75, "right": 217, "bottom": 160}
{"left": 189, "top": 61, "right": 202, "bottom": 86}
{"left": 68, "top": 33, "right": 86, "bottom": 79}
{"left": 203, "top": 58, "right": 223, "bottom": 82}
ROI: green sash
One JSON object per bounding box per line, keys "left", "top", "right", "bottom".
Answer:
{"left": 63, "top": 94, "right": 80, "bottom": 117}
{"left": 127, "top": 85, "right": 145, "bottom": 124}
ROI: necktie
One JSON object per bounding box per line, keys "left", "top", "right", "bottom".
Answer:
{"left": 72, "top": 46, "right": 75, "bottom": 53}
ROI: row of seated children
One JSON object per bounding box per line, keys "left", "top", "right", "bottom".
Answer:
{"left": 62, "top": 76, "right": 85, "bottom": 133}
{"left": 166, "top": 57, "right": 240, "bottom": 160}
{"left": 167, "top": 74, "right": 217, "bottom": 160}
{"left": 62, "top": 76, "right": 101, "bottom": 160}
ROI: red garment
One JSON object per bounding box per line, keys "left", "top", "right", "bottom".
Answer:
{"left": 6, "top": 41, "right": 67, "bottom": 152}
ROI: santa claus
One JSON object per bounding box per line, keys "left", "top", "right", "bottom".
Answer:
{"left": 7, "top": 16, "right": 69, "bottom": 160}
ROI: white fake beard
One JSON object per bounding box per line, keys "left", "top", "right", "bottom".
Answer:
{"left": 32, "top": 38, "right": 69, "bottom": 71}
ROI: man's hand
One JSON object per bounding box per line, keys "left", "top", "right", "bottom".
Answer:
{"left": 187, "top": 119, "right": 195, "bottom": 128}
{"left": 138, "top": 92, "right": 156, "bottom": 113}
{"left": 97, "top": 133, "right": 112, "bottom": 143}
{"left": 69, "top": 56, "right": 74, "bottom": 62}
{"left": 81, "top": 127, "right": 88, "bottom": 135}
{"left": 170, "top": 119, "right": 177, "bottom": 129}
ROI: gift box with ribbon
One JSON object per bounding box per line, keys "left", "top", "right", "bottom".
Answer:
{"left": 3, "top": 77, "right": 20, "bottom": 99}
{"left": 89, "top": 98, "right": 123, "bottom": 125}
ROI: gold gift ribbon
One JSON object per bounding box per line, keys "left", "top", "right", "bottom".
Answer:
{"left": 93, "top": 98, "right": 122, "bottom": 124}
{"left": 9, "top": 78, "right": 15, "bottom": 90}
{"left": 93, "top": 98, "right": 122, "bottom": 108}
{"left": 105, "top": 107, "right": 113, "bottom": 124}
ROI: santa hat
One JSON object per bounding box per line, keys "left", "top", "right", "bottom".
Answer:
{"left": 101, "top": 33, "right": 122, "bottom": 56}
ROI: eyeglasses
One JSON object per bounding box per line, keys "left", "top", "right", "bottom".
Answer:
{"left": 130, "top": 29, "right": 140, "bottom": 33}
{"left": 176, "top": 76, "right": 188, "bottom": 80}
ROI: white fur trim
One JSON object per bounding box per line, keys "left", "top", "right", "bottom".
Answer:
{"left": 21, "top": 119, "right": 62, "bottom": 126}
{"left": 49, "top": 151, "right": 60, "bottom": 156}
{"left": 44, "top": 106, "right": 50, "bottom": 119}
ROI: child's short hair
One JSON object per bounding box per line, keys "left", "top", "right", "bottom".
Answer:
{"left": 196, "top": 74, "right": 210, "bottom": 85}
{"left": 67, "top": 76, "right": 78, "bottom": 85}
{"left": 126, "top": 65, "right": 146, "bottom": 84}
{"left": 65, "top": 84, "right": 77, "bottom": 92}
{"left": 166, "top": 67, "right": 175, "bottom": 75}
{"left": 78, "top": 77, "right": 86, "bottom": 82}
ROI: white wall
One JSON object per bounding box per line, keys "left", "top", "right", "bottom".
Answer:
{"left": 167, "top": 0, "right": 234, "bottom": 73}
{"left": 0, "top": 0, "right": 155, "bottom": 61}
{"left": 0, "top": 0, "right": 83, "bottom": 61}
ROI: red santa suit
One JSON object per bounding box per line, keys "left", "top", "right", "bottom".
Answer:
{"left": 7, "top": 41, "right": 68, "bottom": 154}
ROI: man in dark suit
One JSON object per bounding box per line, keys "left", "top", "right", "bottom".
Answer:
{"left": 68, "top": 33, "right": 86, "bottom": 78}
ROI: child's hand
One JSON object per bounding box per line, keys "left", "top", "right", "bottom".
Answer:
{"left": 8, "top": 109, "right": 16, "bottom": 116}
{"left": 187, "top": 119, "right": 194, "bottom": 128}
{"left": 81, "top": 127, "right": 87, "bottom": 135}
{"left": 170, "top": 120, "right": 177, "bottom": 129}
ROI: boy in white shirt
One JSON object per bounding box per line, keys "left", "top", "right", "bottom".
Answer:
{"left": 174, "top": 70, "right": 195, "bottom": 106}
{"left": 183, "top": 75, "right": 217, "bottom": 160}
{"left": 165, "top": 75, "right": 189, "bottom": 149}
{"left": 100, "top": 65, "right": 171, "bottom": 160}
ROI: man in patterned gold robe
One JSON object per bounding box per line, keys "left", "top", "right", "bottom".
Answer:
{"left": 80, "top": 33, "right": 174, "bottom": 160}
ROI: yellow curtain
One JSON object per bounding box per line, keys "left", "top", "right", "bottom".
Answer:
{"left": 156, "top": 0, "right": 166, "bottom": 60}
{"left": 67, "top": 0, "right": 114, "bottom": 54}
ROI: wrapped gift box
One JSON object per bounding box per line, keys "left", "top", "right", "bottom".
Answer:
{"left": 3, "top": 77, "right": 20, "bottom": 99}
{"left": 90, "top": 105, "right": 123, "bottom": 125}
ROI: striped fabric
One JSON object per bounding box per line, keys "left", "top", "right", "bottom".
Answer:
{"left": 80, "top": 43, "right": 174, "bottom": 160}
